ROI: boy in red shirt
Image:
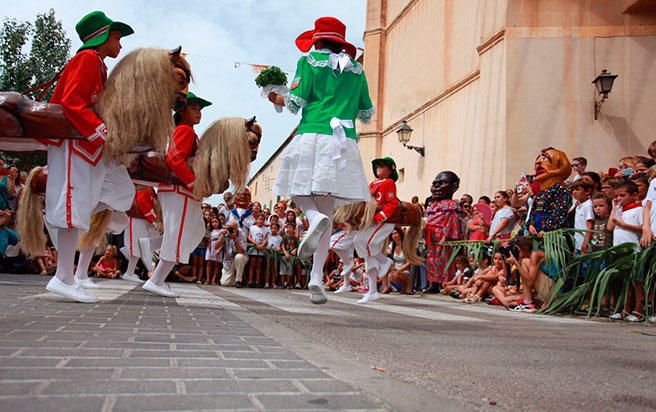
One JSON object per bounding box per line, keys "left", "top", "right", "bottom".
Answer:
{"left": 43, "top": 11, "right": 134, "bottom": 303}
{"left": 144, "top": 92, "right": 212, "bottom": 297}
{"left": 353, "top": 157, "right": 399, "bottom": 304}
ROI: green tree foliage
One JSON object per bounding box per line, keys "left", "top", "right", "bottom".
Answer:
{"left": 0, "top": 19, "right": 32, "bottom": 93}
{"left": 0, "top": 9, "right": 71, "bottom": 170}
{"left": 28, "top": 9, "right": 71, "bottom": 101}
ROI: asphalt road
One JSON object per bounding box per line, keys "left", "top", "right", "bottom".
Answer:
{"left": 1, "top": 273, "right": 655, "bottom": 411}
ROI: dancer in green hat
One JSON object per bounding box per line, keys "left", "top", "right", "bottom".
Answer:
{"left": 39, "top": 11, "right": 134, "bottom": 303}
{"left": 350, "top": 156, "right": 401, "bottom": 303}
{"left": 145, "top": 91, "right": 214, "bottom": 298}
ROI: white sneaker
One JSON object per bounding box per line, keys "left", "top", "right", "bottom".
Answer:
{"left": 298, "top": 214, "right": 330, "bottom": 258}
{"left": 121, "top": 273, "right": 144, "bottom": 283}
{"left": 46, "top": 277, "right": 99, "bottom": 303}
{"left": 308, "top": 281, "right": 327, "bottom": 305}
{"left": 358, "top": 292, "right": 380, "bottom": 304}
{"left": 75, "top": 277, "right": 101, "bottom": 289}
{"left": 143, "top": 279, "right": 178, "bottom": 298}
{"left": 334, "top": 284, "right": 352, "bottom": 294}
{"left": 648, "top": 315, "right": 656, "bottom": 324}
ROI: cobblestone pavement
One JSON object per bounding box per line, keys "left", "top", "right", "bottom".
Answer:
{"left": 0, "top": 275, "right": 387, "bottom": 412}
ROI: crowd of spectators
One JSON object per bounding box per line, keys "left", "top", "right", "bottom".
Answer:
{"left": 3, "top": 142, "right": 656, "bottom": 324}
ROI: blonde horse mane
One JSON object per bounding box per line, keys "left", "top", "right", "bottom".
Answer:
{"left": 191, "top": 117, "right": 259, "bottom": 198}
{"left": 98, "top": 48, "right": 180, "bottom": 165}
{"left": 333, "top": 200, "right": 377, "bottom": 231}
{"left": 16, "top": 167, "right": 46, "bottom": 256}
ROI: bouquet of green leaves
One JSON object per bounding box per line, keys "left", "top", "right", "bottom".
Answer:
{"left": 256, "top": 66, "right": 289, "bottom": 113}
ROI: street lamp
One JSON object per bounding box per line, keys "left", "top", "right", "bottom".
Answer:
{"left": 592, "top": 69, "right": 618, "bottom": 120}
{"left": 396, "top": 120, "right": 424, "bottom": 156}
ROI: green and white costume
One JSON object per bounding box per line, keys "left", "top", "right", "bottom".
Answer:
{"left": 273, "top": 49, "right": 374, "bottom": 206}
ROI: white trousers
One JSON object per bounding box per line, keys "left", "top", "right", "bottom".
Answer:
{"left": 220, "top": 254, "right": 249, "bottom": 286}
{"left": 330, "top": 230, "right": 355, "bottom": 266}
{"left": 121, "top": 217, "right": 159, "bottom": 258}
{"left": 353, "top": 222, "right": 394, "bottom": 275}
{"left": 158, "top": 191, "right": 205, "bottom": 264}
{"left": 45, "top": 144, "right": 134, "bottom": 232}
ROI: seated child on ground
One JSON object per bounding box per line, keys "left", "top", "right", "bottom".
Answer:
{"left": 93, "top": 245, "right": 121, "bottom": 279}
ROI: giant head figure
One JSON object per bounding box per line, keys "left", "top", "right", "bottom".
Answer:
{"left": 533, "top": 147, "right": 572, "bottom": 192}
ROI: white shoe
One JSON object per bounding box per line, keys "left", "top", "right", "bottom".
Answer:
{"left": 46, "top": 277, "right": 99, "bottom": 303}
{"left": 143, "top": 279, "right": 178, "bottom": 297}
{"left": 334, "top": 284, "right": 352, "bottom": 294}
{"left": 358, "top": 292, "right": 381, "bottom": 304}
{"left": 298, "top": 214, "right": 330, "bottom": 258}
{"left": 648, "top": 315, "right": 656, "bottom": 324}
{"left": 378, "top": 258, "right": 393, "bottom": 279}
{"left": 121, "top": 273, "right": 144, "bottom": 283}
{"left": 75, "top": 277, "right": 100, "bottom": 289}
{"left": 308, "top": 281, "right": 327, "bottom": 305}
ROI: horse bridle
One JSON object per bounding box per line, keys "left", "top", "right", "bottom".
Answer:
{"left": 245, "top": 116, "right": 261, "bottom": 143}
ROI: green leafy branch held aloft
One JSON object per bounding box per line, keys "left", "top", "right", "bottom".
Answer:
{"left": 255, "top": 66, "right": 287, "bottom": 88}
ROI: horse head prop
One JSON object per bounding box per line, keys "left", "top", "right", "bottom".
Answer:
{"left": 98, "top": 46, "right": 192, "bottom": 165}
{"left": 190, "top": 117, "right": 263, "bottom": 199}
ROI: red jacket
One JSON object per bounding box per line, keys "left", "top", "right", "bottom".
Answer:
{"left": 158, "top": 124, "right": 198, "bottom": 198}
{"left": 41, "top": 49, "right": 108, "bottom": 166}
{"left": 129, "top": 187, "right": 157, "bottom": 223}
{"left": 370, "top": 178, "right": 400, "bottom": 224}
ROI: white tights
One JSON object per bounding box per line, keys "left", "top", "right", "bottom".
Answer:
{"left": 124, "top": 255, "right": 139, "bottom": 276}
{"left": 292, "top": 195, "right": 335, "bottom": 285}
{"left": 332, "top": 247, "right": 354, "bottom": 284}
{"left": 54, "top": 228, "right": 79, "bottom": 285}
{"left": 149, "top": 259, "right": 175, "bottom": 286}
{"left": 74, "top": 246, "right": 95, "bottom": 282}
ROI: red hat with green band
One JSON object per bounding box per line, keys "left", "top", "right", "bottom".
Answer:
{"left": 76, "top": 11, "right": 134, "bottom": 51}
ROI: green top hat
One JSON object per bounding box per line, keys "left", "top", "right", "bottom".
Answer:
{"left": 185, "top": 92, "right": 212, "bottom": 109}
{"left": 76, "top": 11, "right": 134, "bottom": 51}
{"left": 372, "top": 157, "right": 398, "bottom": 182}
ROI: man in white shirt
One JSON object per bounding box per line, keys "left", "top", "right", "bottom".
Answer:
{"left": 218, "top": 221, "right": 249, "bottom": 288}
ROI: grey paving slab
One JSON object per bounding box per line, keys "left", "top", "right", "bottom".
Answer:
{"left": 112, "top": 394, "right": 254, "bottom": 411}
{"left": 42, "top": 379, "right": 177, "bottom": 395}
{"left": 176, "top": 358, "right": 269, "bottom": 368}
{"left": 185, "top": 379, "right": 300, "bottom": 395}
{"left": 0, "top": 381, "right": 42, "bottom": 396}
{"left": 232, "top": 368, "right": 332, "bottom": 380}
{"left": 0, "top": 396, "right": 106, "bottom": 412}
{"left": 0, "top": 367, "right": 115, "bottom": 380}
{"left": 119, "top": 367, "right": 230, "bottom": 379}
{"left": 65, "top": 358, "right": 172, "bottom": 367}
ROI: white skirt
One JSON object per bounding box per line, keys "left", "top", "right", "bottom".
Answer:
{"left": 273, "top": 133, "right": 370, "bottom": 206}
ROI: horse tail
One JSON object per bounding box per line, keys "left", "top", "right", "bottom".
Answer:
{"left": 403, "top": 220, "right": 424, "bottom": 266}
{"left": 16, "top": 167, "right": 47, "bottom": 256}
{"left": 77, "top": 210, "right": 113, "bottom": 250}
{"left": 333, "top": 199, "right": 376, "bottom": 231}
